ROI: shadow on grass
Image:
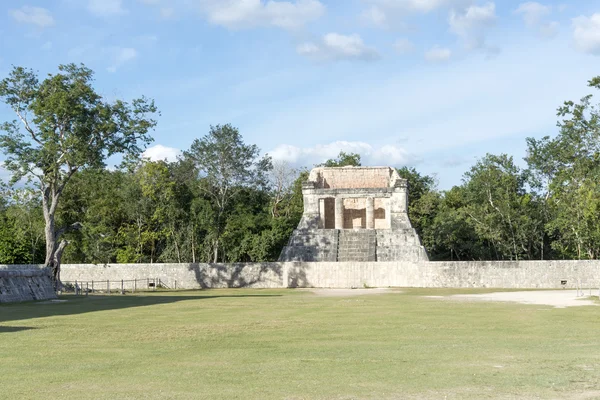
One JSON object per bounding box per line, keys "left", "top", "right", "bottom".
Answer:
{"left": 0, "top": 326, "right": 37, "bottom": 333}
{"left": 0, "top": 292, "right": 281, "bottom": 325}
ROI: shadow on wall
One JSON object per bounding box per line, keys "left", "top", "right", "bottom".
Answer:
{"left": 187, "top": 262, "right": 284, "bottom": 289}
{"left": 288, "top": 264, "right": 310, "bottom": 289}
{"left": 185, "top": 262, "right": 314, "bottom": 289}
{"left": 0, "top": 292, "right": 282, "bottom": 326}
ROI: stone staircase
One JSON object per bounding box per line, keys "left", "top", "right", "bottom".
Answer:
{"left": 279, "top": 228, "right": 428, "bottom": 262}
{"left": 337, "top": 230, "right": 377, "bottom": 262}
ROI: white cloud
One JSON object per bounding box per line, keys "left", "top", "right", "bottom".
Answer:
{"left": 297, "top": 33, "right": 380, "bottom": 61}
{"left": 107, "top": 47, "right": 138, "bottom": 72}
{"left": 199, "top": 0, "right": 325, "bottom": 30}
{"left": 9, "top": 6, "right": 55, "bottom": 28}
{"left": 393, "top": 38, "right": 414, "bottom": 54}
{"left": 361, "top": 6, "right": 387, "bottom": 27}
{"left": 515, "top": 2, "right": 559, "bottom": 38}
{"left": 365, "top": 0, "right": 469, "bottom": 14}
{"left": 361, "top": 0, "right": 471, "bottom": 28}
{"left": 449, "top": 2, "right": 496, "bottom": 50}
{"left": 88, "top": 0, "right": 127, "bottom": 16}
{"left": 269, "top": 141, "right": 417, "bottom": 167}
{"left": 424, "top": 45, "right": 451, "bottom": 62}
{"left": 515, "top": 2, "right": 549, "bottom": 26}
{"left": 246, "top": 36, "right": 597, "bottom": 189}
{"left": 142, "top": 145, "right": 181, "bottom": 162}
{"left": 573, "top": 14, "right": 600, "bottom": 55}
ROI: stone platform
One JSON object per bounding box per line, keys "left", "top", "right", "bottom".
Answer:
{"left": 279, "top": 166, "right": 429, "bottom": 262}
{"left": 0, "top": 265, "right": 56, "bottom": 303}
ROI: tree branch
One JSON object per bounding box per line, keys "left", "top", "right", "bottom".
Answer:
{"left": 56, "top": 222, "right": 83, "bottom": 241}
{"left": 15, "top": 108, "right": 42, "bottom": 145}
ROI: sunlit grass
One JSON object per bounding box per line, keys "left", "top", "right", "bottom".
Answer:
{"left": 1, "top": 288, "right": 599, "bottom": 400}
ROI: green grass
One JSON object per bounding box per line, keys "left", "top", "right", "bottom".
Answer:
{"left": 1, "top": 289, "right": 599, "bottom": 400}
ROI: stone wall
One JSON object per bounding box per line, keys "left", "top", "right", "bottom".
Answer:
{"left": 0, "top": 265, "right": 57, "bottom": 303}
{"left": 311, "top": 167, "right": 393, "bottom": 189}
{"left": 60, "top": 263, "right": 285, "bottom": 290}
{"left": 57, "top": 261, "right": 600, "bottom": 290}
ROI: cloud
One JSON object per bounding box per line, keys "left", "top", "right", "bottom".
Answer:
{"left": 361, "top": 0, "right": 471, "bottom": 27}
{"left": 9, "top": 6, "right": 55, "bottom": 28}
{"left": 297, "top": 33, "right": 380, "bottom": 61}
{"left": 449, "top": 2, "right": 496, "bottom": 50}
{"left": 142, "top": 145, "right": 181, "bottom": 162}
{"left": 107, "top": 47, "right": 138, "bottom": 72}
{"left": 424, "top": 45, "right": 451, "bottom": 62}
{"left": 364, "top": 0, "right": 469, "bottom": 14}
{"left": 515, "top": 2, "right": 559, "bottom": 38}
{"left": 88, "top": 0, "right": 127, "bottom": 16}
{"left": 199, "top": 0, "right": 325, "bottom": 30}
{"left": 269, "top": 141, "right": 417, "bottom": 167}
{"left": 393, "top": 38, "right": 414, "bottom": 54}
{"left": 572, "top": 14, "right": 600, "bottom": 55}
{"left": 361, "top": 6, "right": 388, "bottom": 27}
{"left": 515, "top": 2, "right": 549, "bottom": 26}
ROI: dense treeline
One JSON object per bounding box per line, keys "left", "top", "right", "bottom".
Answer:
{"left": 1, "top": 66, "right": 600, "bottom": 264}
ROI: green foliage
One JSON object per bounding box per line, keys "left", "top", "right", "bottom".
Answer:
{"left": 0, "top": 186, "right": 45, "bottom": 264}
{"left": 2, "top": 73, "right": 600, "bottom": 264}
{"left": 396, "top": 166, "right": 439, "bottom": 239}
{"left": 183, "top": 124, "right": 272, "bottom": 262}
{"left": 319, "top": 151, "right": 361, "bottom": 167}
{"left": 0, "top": 64, "right": 158, "bottom": 281}
{"left": 526, "top": 76, "right": 600, "bottom": 259}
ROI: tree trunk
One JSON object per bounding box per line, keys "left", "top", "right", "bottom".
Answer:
{"left": 43, "top": 193, "right": 59, "bottom": 288}
{"left": 191, "top": 223, "right": 196, "bottom": 264}
{"left": 42, "top": 191, "right": 82, "bottom": 291}
{"left": 213, "top": 238, "right": 219, "bottom": 263}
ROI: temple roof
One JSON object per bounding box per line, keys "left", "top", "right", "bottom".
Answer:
{"left": 306, "top": 166, "right": 403, "bottom": 189}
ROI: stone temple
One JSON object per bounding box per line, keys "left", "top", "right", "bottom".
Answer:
{"left": 279, "top": 166, "right": 429, "bottom": 262}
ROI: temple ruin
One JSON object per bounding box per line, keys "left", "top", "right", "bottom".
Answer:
{"left": 279, "top": 166, "right": 429, "bottom": 262}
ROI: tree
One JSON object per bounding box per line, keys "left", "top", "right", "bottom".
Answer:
{"left": 461, "top": 154, "right": 543, "bottom": 260}
{"left": 184, "top": 124, "right": 272, "bottom": 262}
{"left": 269, "top": 160, "right": 297, "bottom": 218}
{"left": 319, "top": 151, "right": 361, "bottom": 167}
{"left": 525, "top": 76, "right": 600, "bottom": 259}
{"left": 0, "top": 64, "right": 157, "bottom": 286}
{"left": 0, "top": 186, "right": 45, "bottom": 264}
{"left": 396, "top": 167, "right": 439, "bottom": 239}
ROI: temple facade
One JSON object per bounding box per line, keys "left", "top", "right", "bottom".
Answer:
{"left": 279, "top": 166, "right": 429, "bottom": 262}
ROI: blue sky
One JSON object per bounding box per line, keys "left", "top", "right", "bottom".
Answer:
{"left": 1, "top": 0, "right": 599, "bottom": 189}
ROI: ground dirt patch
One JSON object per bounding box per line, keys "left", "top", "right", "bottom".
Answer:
{"left": 438, "top": 290, "right": 598, "bottom": 308}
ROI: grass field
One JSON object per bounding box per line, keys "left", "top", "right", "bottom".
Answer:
{"left": 1, "top": 288, "right": 599, "bottom": 400}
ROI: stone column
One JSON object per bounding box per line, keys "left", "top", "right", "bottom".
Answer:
{"left": 366, "top": 197, "right": 375, "bottom": 229}
{"left": 335, "top": 197, "right": 344, "bottom": 230}
{"left": 318, "top": 198, "right": 325, "bottom": 229}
